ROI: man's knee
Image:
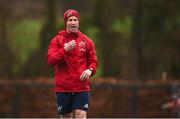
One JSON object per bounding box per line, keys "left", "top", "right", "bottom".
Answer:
{"left": 60, "top": 112, "right": 73, "bottom": 118}
{"left": 74, "top": 109, "right": 87, "bottom": 118}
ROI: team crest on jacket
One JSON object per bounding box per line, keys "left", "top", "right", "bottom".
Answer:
{"left": 78, "top": 41, "right": 86, "bottom": 51}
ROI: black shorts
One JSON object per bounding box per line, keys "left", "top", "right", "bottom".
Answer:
{"left": 56, "top": 92, "right": 90, "bottom": 115}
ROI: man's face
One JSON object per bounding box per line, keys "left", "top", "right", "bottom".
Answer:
{"left": 66, "top": 16, "right": 79, "bottom": 33}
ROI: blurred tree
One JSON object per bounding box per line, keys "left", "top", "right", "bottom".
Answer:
{"left": 131, "top": 0, "right": 144, "bottom": 80}
{"left": 142, "top": 0, "right": 180, "bottom": 79}
{"left": 21, "top": 0, "right": 57, "bottom": 77}
{"left": 92, "top": 0, "right": 120, "bottom": 78}
{"left": 39, "top": 0, "right": 57, "bottom": 76}
{"left": 0, "top": 0, "right": 14, "bottom": 78}
{"left": 40, "top": 0, "right": 57, "bottom": 55}
{"left": 92, "top": 0, "right": 133, "bottom": 79}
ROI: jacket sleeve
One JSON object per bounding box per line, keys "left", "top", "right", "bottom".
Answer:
{"left": 47, "top": 35, "right": 66, "bottom": 67}
{"left": 87, "top": 39, "right": 98, "bottom": 75}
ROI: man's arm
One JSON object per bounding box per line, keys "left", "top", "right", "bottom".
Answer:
{"left": 47, "top": 35, "right": 66, "bottom": 66}
{"left": 80, "top": 39, "right": 98, "bottom": 81}
{"left": 87, "top": 39, "right": 98, "bottom": 76}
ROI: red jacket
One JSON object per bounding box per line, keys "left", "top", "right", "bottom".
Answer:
{"left": 47, "top": 30, "right": 98, "bottom": 92}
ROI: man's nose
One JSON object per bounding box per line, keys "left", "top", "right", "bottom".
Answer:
{"left": 71, "top": 20, "right": 76, "bottom": 24}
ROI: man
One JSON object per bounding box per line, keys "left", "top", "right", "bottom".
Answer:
{"left": 47, "top": 9, "right": 98, "bottom": 118}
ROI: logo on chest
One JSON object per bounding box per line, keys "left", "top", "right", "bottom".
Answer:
{"left": 78, "top": 41, "right": 86, "bottom": 51}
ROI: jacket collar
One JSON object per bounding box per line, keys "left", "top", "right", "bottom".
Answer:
{"left": 58, "top": 29, "right": 80, "bottom": 37}
{"left": 66, "top": 31, "right": 79, "bottom": 37}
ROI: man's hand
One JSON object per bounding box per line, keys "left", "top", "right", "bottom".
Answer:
{"left": 80, "top": 69, "right": 92, "bottom": 81}
{"left": 64, "top": 40, "right": 76, "bottom": 51}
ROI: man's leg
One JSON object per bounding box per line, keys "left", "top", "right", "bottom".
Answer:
{"left": 72, "top": 92, "right": 90, "bottom": 118}
{"left": 74, "top": 109, "right": 87, "bottom": 118}
{"left": 56, "top": 92, "right": 73, "bottom": 118}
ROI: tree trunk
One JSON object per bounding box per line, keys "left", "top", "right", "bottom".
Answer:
{"left": 93, "top": 0, "right": 122, "bottom": 78}
{"left": 0, "top": 0, "right": 14, "bottom": 78}
{"left": 131, "top": 0, "right": 144, "bottom": 80}
{"left": 21, "top": 0, "right": 57, "bottom": 77}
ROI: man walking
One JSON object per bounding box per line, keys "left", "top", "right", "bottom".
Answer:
{"left": 47, "top": 9, "right": 98, "bottom": 118}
